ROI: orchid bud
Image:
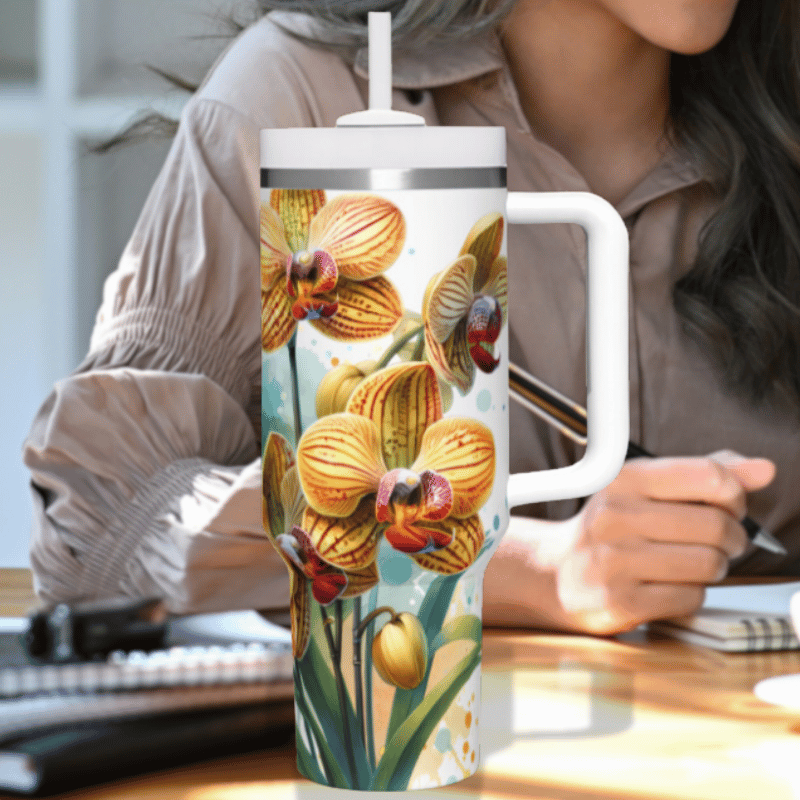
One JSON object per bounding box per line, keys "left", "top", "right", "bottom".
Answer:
{"left": 371, "top": 612, "right": 428, "bottom": 690}
{"left": 315, "top": 360, "right": 376, "bottom": 418}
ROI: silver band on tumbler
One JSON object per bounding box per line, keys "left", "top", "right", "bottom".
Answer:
{"left": 261, "top": 167, "right": 507, "bottom": 191}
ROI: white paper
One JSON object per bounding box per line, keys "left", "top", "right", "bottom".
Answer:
{"left": 702, "top": 581, "right": 800, "bottom": 615}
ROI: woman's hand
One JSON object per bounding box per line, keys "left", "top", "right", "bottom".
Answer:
{"left": 483, "top": 451, "right": 776, "bottom": 636}
{"left": 552, "top": 451, "right": 776, "bottom": 634}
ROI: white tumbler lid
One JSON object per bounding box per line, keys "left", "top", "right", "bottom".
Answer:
{"left": 261, "top": 12, "right": 506, "bottom": 174}
{"left": 260, "top": 127, "right": 506, "bottom": 171}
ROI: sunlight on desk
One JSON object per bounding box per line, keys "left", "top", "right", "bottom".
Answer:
{"left": 118, "top": 633, "right": 800, "bottom": 800}
{"left": 5, "top": 571, "right": 800, "bottom": 800}
{"left": 185, "top": 783, "right": 297, "bottom": 800}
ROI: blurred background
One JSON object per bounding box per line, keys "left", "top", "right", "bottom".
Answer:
{"left": 0, "top": 0, "right": 257, "bottom": 566}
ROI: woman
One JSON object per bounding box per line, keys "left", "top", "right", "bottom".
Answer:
{"left": 23, "top": 0, "right": 800, "bottom": 634}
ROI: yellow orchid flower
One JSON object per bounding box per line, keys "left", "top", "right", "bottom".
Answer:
{"left": 295, "top": 363, "right": 494, "bottom": 576}
{"left": 422, "top": 213, "right": 508, "bottom": 394}
{"left": 262, "top": 432, "right": 380, "bottom": 659}
{"left": 261, "top": 190, "right": 406, "bottom": 352}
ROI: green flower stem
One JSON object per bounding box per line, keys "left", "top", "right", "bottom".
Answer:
{"left": 411, "top": 329, "right": 426, "bottom": 361}
{"left": 364, "top": 587, "right": 378, "bottom": 772}
{"left": 321, "top": 603, "right": 358, "bottom": 785}
{"left": 287, "top": 329, "right": 303, "bottom": 445}
{"left": 373, "top": 324, "right": 424, "bottom": 371}
{"left": 353, "top": 603, "right": 398, "bottom": 773}
{"left": 355, "top": 605, "right": 397, "bottom": 638}
{"left": 352, "top": 596, "right": 367, "bottom": 755}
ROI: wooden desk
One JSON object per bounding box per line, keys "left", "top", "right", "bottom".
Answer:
{"left": 0, "top": 568, "right": 38, "bottom": 616}
{"left": 3, "top": 569, "right": 800, "bottom": 800}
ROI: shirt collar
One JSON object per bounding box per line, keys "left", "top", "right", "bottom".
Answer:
{"left": 353, "top": 19, "right": 705, "bottom": 215}
{"left": 615, "top": 151, "right": 705, "bottom": 220}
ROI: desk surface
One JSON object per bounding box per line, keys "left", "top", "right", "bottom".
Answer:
{"left": 3, "top": 570, "right": 800, "bottom": 800}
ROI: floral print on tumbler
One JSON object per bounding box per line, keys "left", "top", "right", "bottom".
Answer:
{"left": 261, "top": 185, "right": 509, "bottom": 790}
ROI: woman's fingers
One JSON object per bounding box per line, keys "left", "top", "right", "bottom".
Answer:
{"left": 553, "top": 452, "right": 778, "bottom": 636}
{"left": 615, "top": 454, "right": 775, "bottom": 520}
{"left": 567, "top": 525, "right": 733, "bottom": 591}
{"left": 708, "top": 449, "right": 776, "bottom": 492}
{"left": 583, "top": 496, "right": 748, "bottom": 557}
{"left": 621, "top": 541, "right": 729, "bottom": 584}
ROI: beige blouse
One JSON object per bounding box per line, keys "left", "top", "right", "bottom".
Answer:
{"left": 23, "top": 13, "right": 800, "bottom": 613}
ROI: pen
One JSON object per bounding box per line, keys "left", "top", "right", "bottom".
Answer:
{"left": 508, "top": 361, "right": 787, "bottom": 556}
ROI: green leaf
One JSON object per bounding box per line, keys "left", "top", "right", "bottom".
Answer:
{"left": 298, "top": 612, "right": 372, "bottom": 788}
{"left": 371, "top": 642, "right": 481, "bottom": 791}
{"left": 430, "top": 614, "right": 482, "bottom": 651}
{"left": 296, "top": 638, "right": 356, "bottom": 787}
{"left": 294, "top": 664, "right": 351, "bottom": 788}
{"left": 294, "top": 722, "right": 327, "bottom": 785}
{"left": 364, "top": 587, "right": 378, "bottom": 772}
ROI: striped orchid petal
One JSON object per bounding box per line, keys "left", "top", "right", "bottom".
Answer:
{"left": 424, "top": 319, "right": 474, "bottom": 395}
{"left": 261, "top": 276, "right": 297, "bottom": 353}
{"left": 412, "top": 417, "right": 496, "bottom": 518}
{"left": 307, "top": 193, "right": 406, "bottom": 281}
{"left": 424, "top": 255, "right": 477, "bottom": 343}
{"left": 459, "top": 212, "right": 504, "bottom": 290}
{"left": 346, "top": 362, "right": 442, "bottom": 471}
{"left": 482, "top": 255, "right": 508, "bottom": 326}
{"left": 409, "top": 515, "right": 485, "bottom": 574}
{"left": 262, "top": 432, "right": 295, "bottom": 537}
{"left": 341, "top": 561, "right": 380, "bottom": 598}
{"left": 302, "top": 497, "right": 383, "bottom": 570}
{"left": 270, "top": 189, "right": 326, "bottom": 254}
{"left": 288, "top": 570, "right": 311, "bottom": 658}
{"left": 280, "top": 466, "right": 306, "bottom": 531}
{"left": 261, "top": 433, "right": 311, "bottom": 659}
{"left": 310, "top": 275, "right": 402, "bottom": 341}
{"left": 296, "top": 413, "right": 386, "bottom": 517}
{"left": 261, "top": 203, "right": 293, "bottom": 289}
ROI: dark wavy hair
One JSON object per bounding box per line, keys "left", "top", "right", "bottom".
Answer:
{"left": 250, "top": 0, "right": 518, "bottom": 50}
{"left": 669, "top": 0, "right": 800, "bottom": 409}
{"left": 104, "top": 0, "right": 800, "bottom": 410}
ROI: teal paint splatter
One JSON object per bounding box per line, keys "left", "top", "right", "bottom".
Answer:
{"left": 378, "top": 548, "right": 413, "bottom": 586}
{"left": 435, "top": 729, "right": 451, "bottom": 752}
{"left": 476, "top": 389, "right": 492, "bottom": 412}
{"left": 261, "top": 354, "right": 294, "bottom": 449}
{"left": 295, "top": 349, "right": 328, "bottom": 425}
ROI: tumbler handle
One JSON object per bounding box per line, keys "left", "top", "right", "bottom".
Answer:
{"left": 506, "top": 191, "right": 629, "bottom": 507}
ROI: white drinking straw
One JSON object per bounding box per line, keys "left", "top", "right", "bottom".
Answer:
{"left": 368, "top": 12, "right": 392, "bottom": 111}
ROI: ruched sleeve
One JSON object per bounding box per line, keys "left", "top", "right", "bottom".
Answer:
{"left": 23, "top": 95, "right": 290, "bottom": 614}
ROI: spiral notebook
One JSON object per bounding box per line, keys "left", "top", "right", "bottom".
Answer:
{"left": 649, "top": 581, "right": 800, "bottom": 652}
{"left": 0, "top": 611, "right": 294, "bottom": 736}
